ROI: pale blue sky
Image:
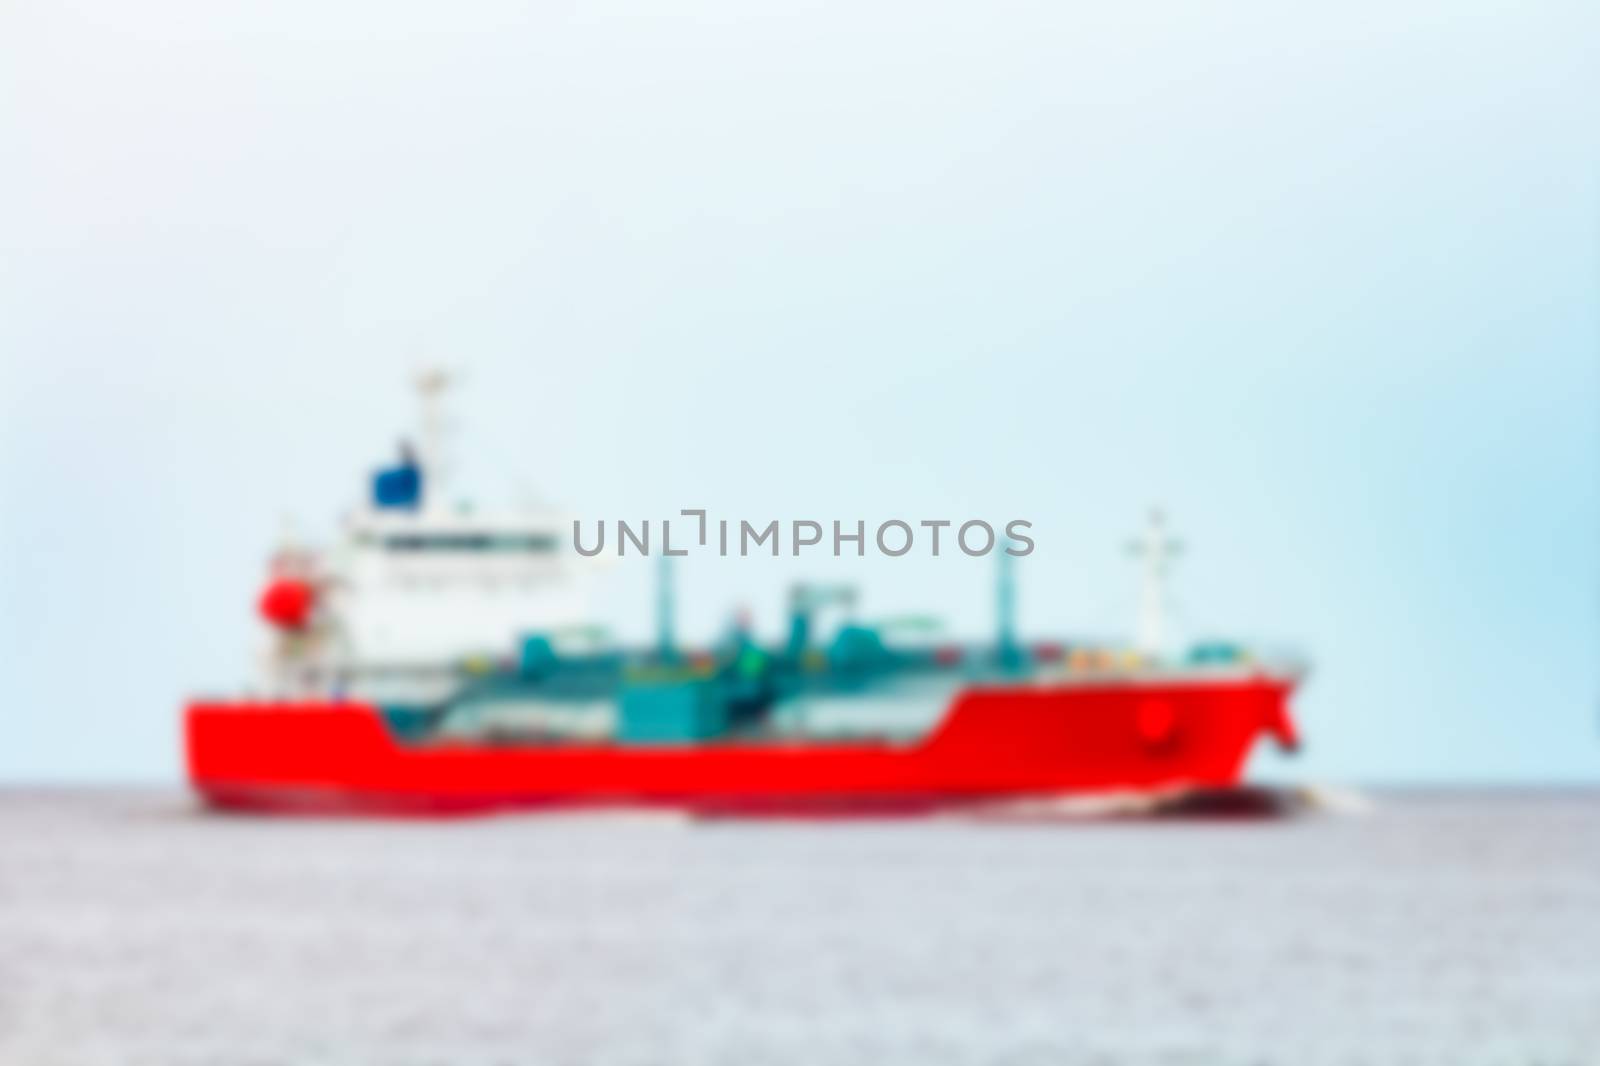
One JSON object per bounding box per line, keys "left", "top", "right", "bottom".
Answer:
{"left": 1, "top": 0, "right": 1596, "bottom": 782}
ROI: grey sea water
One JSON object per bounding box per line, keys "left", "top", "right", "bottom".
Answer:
{"left": 0, "top": 790, "right": 1596, "bottom": 1066}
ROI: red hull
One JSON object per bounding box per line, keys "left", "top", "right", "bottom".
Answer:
{"left": 186, "top": 677, "right": 1298, "bottom": 816}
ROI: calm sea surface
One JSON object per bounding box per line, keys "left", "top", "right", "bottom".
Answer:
{"left": 1, "top": 790, "right": 1596, "bottom": 1065}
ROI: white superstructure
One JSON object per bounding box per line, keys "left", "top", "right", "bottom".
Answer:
{"left": 325, "top": 372, "right": 596, "bottom": 670}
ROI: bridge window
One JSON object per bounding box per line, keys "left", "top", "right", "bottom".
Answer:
{"left": 375, "top": 532, "right": 560, "bottom": 553}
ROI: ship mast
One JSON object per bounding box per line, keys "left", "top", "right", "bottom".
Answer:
{"left": 415, "top": 368, "right": 452, "bottom": 515}
{"left": 656, "top": 554, "right": 679, "bottom": 664}
{"left": 1128, "top": 509, "right": 1182, "bottom": 658}
{"left": 996, "top": 539, "right": 1023, "bottom": 671}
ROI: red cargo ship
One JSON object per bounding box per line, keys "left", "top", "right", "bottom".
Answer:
{"left": 184, "top": 374, "right": 1302, "bottom": 816}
